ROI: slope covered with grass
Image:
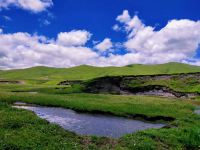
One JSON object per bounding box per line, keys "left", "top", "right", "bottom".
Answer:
{"left": 0, "top": 62, "right": 200, "bottom": 149}
{"left": 0, "top": 63, "right": 200, "bottom": 81}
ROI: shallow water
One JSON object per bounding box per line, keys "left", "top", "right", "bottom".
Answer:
{"left": 13, "top": 105, "right": 165, "bottom": 138}
{"left": 195, "top": 106, "right": 200, "bottom": 115}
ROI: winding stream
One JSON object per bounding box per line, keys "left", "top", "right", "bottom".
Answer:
{"left": 13, "top": 103, "right": 165, "bottom": 138}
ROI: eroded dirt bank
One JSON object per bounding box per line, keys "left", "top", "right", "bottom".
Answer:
{"left": 58, "top": 80, "right": 83, "bottom": 85}
{"left": 83, "top": 72, "right": 200, "bottom": 98}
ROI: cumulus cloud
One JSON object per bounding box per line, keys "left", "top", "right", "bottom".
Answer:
{"left": 0, "top": 0, "right": 53, "bottom": 13}
{"left": 112, "top": 24, "right": 121, "bottom": 31}
{"left": 94, "top": 38, "right": 113, "bottom": 51}
{"left": 0, "top": 28, "right": 3, "bottom": 34}
{"left": 0, "top": 10, "right": 200, "bottom": 69}
{"left": 0, "top": 32, "right": 97, "bottom": 69}
{"left": 115, "top": 10, "right": 200, "bottom": 64}
{"left": 116, "top": 10, "right": 131, "bottom": 23}
{"left": 57, "top": 30, "right": 92, "bottom": 47}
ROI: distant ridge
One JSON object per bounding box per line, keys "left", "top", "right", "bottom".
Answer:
{"left": 0, "top": 62, "right": 200, "bottom": 81}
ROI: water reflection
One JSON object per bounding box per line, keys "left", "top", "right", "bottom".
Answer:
{"left": 13, "top": 105, "right": 165, "bottom": 138}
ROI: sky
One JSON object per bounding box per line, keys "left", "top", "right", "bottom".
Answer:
{"left": 0, "top": 0, "right": 200, "bottom": 69}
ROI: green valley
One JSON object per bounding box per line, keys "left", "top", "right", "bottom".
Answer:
{"left": 0, "top": 63, "right": 200, "bottom": 150}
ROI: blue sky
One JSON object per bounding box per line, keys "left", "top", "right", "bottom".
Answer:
{"left": 1, "top": 0, "right": 200, "bottom": 42}
{"left": 0, "top": 0, "right": 200, "bottom": 69}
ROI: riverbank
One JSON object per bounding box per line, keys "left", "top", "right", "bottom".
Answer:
{"left": 0, "top": 91, "right": 200, "bottom": 149}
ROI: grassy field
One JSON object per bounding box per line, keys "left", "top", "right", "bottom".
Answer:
{"left": 125, "top": 75, "right": 200, "bottom": 93}
{"left": 0, "top": 92, "right": 194, "bottom": 119}
{"left": 0, "top": 85, "right": 200, "bottom": 149}
{"left": 0, "top": 63, "right": 200, "bottom": 149}
{"left": 1, "top": 62, "right": 200, "bottom": 83}
{"left": 0, "top": 102, "right": 121, "bottom": 150}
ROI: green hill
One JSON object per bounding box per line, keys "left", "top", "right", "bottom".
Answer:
{"left": 0, "top": 62, "right": 200, "bottom": 81}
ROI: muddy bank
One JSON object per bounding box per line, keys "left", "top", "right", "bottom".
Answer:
{"left": 0, "top": 80, "right": 24, "bottom": 84}
{"left": 73, "top": 108, "right": 175, "bottom": 122}
{"left": 58, "top": 80, "right": 83, "bottom": 85}
{"left": 83, "top": 73, "right": 200, "bottom": 98}
{"left": 124, "top": 85, "right": 199, "bottom": 98}
{"left": 11, "top": 91, "right": 38, "bottom": 94}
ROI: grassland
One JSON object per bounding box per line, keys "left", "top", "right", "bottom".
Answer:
{"left": 0, "top": 63, "right": 200, "bottom": 149}
{"left": 0, "top": 83, "right": 200, "bottom": 149}
{"left": 1, "top": 62, "right": 200, "bottom": 83}
{"left": 125, "top": 75, "right": 200, "bottom": 93}
{"left": 0, "top": 102, "right": 120, "bottom": 150}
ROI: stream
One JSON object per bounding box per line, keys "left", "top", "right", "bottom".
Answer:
{"left": 13, "top": 103, "right": 165, "bottom": 138}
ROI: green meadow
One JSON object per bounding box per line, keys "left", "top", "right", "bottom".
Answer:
{"left": 1, "top": 62, "right": 200, "bottom": 82}
{"left": 0, "top": 62, "right": 200, "bottom": 150}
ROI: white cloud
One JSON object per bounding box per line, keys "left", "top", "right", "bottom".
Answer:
{"left": 0, "top": 0, "right": 53, "bottom": 13}
{"left": 0, "top": 28, "right": 3, "bottom": 34}
{"left": 125, "top": 15, "right": 145, "bottom": 37}
{"left": 57, "top": 30, "right": 92, "bottom": 47}
{"left": 124, "top": 19, "right": 200, "bottom": 60}
{"left": 94, "top": 38, "right": 113, "bottom": 51}
{"left": 112, "top": 24, "right": 121, "bottom": 31}
{"left": 38, "top": 12, "right": 54, "bottom": 26}
{"left": 43, "top": 19, "right": 50, "bottom": 25}
{"left": 116, "top": 10, "right": 131, "bottom": 23}
{"left": 0, "top": 32, "right": 97, "bottom": 69}
{"left": 187, "top": 59, "right": 200, "bottom": 66}
{"left": 114, "top": 10, "right": 200, "bottom": 64}
{"left": 0, "top": 10, "right": 200, "bottom": 69}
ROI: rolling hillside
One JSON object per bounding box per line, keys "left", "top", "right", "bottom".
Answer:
{"left": 0, "top": 62, "right": 200, "bottom": 81}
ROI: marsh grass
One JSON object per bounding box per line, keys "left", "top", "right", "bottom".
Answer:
{"left": 0, "top": 90, "right": 200, "bottom": 149}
